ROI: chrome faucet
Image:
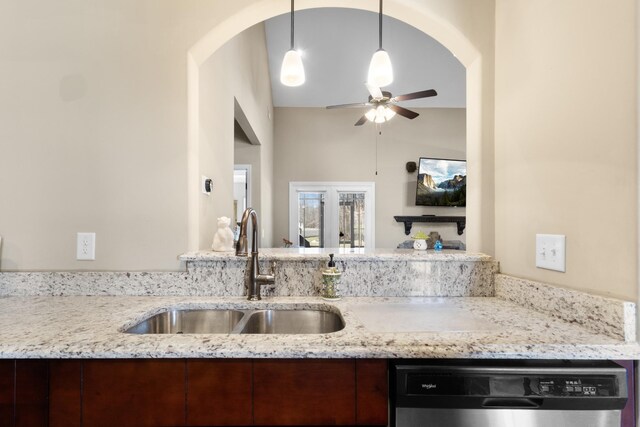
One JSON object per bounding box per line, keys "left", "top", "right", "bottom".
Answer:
{"left": 235, "top": 208, "right": 275, "bottom": 301}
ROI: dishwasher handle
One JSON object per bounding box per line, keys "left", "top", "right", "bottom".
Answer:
{"left": 481, "top": 398, "right": 543, "bottom": 409}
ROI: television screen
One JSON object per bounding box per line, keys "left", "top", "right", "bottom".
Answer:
{"left": 416, "top": 157, "right": 466, "bottom": 207}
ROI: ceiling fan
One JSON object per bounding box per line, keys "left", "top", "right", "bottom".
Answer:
{"left": 326, "top": 83, "right": 437, "bottom": 126}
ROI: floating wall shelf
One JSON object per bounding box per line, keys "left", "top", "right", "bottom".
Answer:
{"left": 394, "top": 215, "right": 466, "bottom": 236}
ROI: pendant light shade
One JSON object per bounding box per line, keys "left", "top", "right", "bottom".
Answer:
{"left": 281, "top": 49, "right": 305, "bottom": 86}
{"left": 280, "top": 0, "right": 305, "bottom": 87}
{"left": 367, "top": 0, "right": 393, "bottom": 87}
{"left": 367, "top": 49, "right": 393, "bottom": 88}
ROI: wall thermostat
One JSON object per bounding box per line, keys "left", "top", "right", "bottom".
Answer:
{"left": 201, "top": 176, "right": 213, "bottom": 195}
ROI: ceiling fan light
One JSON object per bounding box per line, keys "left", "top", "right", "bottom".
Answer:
{"left": 365, "top": 108, "right": 377, "bottom": 122}
{"left": 374, "top": 105, "right": 386, "bottom": 123}
{"left": 280, "top": 49, "right": 305, "bottom": 87}
{"left": 367, "top": 49, "right": 393, "bottom": 88}
{"left": 384, "top": 107, "right": 396, "bottom": 120}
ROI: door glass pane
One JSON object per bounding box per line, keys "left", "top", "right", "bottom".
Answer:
{"left": 339, "top": 193, "right": 365, "bottom": 248}
{"left": 233, "top": 169, "right": 248, "bottom": 225}
{"left": 298, "top": 192, "right": 325, "bottom": 248}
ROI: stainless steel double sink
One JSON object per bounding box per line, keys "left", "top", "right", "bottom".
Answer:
{"left": 125, "top": 308, "right": 345, "bottom": 335}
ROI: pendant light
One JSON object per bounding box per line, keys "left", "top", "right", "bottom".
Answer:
{"left": 367, "top": 0, "right": 393, "bottom": 88}
{"left": 280, "top": 0, "right": 305, "bottom": 87}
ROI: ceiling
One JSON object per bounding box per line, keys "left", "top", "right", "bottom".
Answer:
{"left": 264, "top": 8, "right": 466, "bottom": 109}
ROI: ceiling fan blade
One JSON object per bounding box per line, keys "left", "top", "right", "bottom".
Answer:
{"left": 354, "top": 115, "right": 368, "bottom": 126}
{"left": 326, "top": 102, "right": 371, "bottom": 109}
{"left": 388, "top": 104, "right": 420, "bottom": 120}
{"left": 393, "top": 89, "right": 438, "bottom": 102}
{"left": 365, "top": 82, "right": 383, "bottom": 100}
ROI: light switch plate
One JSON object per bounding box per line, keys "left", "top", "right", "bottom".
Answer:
{"left": 536, "top": 234, "right": 565, "bottom": 272}
{"left": 77, "top": 232, "right": 96, "bottom": 261}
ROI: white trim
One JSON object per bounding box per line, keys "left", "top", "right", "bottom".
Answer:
{"left": 234, "top": 164, "right": 252, "bottom": 209}
{"left": 289, "top": 182, "right": 375, "bottom": 249}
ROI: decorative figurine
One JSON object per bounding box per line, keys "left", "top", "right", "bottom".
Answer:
{"left": 412, "top": 230, "right": 429, "bottom": 251}
{"left": 212, "top": 216, "right": 235, "bottom": 252}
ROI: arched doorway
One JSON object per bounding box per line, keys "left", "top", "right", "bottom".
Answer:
{"left": 186, "top": 0, "right": 492, "bottom": 254}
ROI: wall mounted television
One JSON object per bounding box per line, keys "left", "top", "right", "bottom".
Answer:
{"left": 415, "top": 157, "right": 467, "bottom": 207}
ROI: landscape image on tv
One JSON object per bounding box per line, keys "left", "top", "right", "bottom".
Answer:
{"left": 416, "top": 157, "right": 466, "bottom": 207}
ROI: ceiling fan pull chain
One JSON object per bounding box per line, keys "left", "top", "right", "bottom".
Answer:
{"left": 375, "top": 124, "right": 382, "bottom": 175}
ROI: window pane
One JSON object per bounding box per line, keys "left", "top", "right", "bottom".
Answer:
{"left": 298, "top": 192, "right": 325, "bottom": 248}
{"left": 339, "top": 192, "right": 365, "bottom": 248}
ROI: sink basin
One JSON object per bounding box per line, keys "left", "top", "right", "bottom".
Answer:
{"left": 125, "top": 309, "right": 245, "bottom": 334}
{"left": 240, "top": 309, "right": 345, "bottom": 334}
{"left": 125, "top": 307, "right": 345, "bottom": 335}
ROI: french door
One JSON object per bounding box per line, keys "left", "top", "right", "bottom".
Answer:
{"left": 289, "top": 182, "right": 375, "bottom": 249}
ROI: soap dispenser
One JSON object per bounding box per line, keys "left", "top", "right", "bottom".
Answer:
{"left": 321, "top": 254, "right": 341, "bottom": 300}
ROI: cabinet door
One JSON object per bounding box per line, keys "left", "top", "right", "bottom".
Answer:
{"left": 0, "top": 361, "right": 14, "bottom": 426}
{"left": 253, "top": 359, "right": 356, "bottom": 426}
{"left": 49, "top": 360, "right": 82, "bottom": 427}
{"left": 356, "top": 360, "right": 388, "bottom": 426}
{"left": 187, "top": 359, "right": 252, "bottom": 426}
{"left": 15, "top": 360, "right": 48, "bottom": 427}
{"left": 0, "top": 360, "right": 49, "bottom": 427}
{"left": 82, "top": 360, "right": 185, "bottom": 427}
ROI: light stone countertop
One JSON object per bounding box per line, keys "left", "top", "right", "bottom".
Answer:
{"left": 0, "top": 295, "right": 637, "bottom": 359}
{"left": 179, "top": 248, "right": 494, "bottom": 262}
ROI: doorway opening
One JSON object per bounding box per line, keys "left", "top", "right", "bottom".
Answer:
{"left": 289, "top": 182, "right": 375, "bottom": 249}
{"left": 186, "top": 1, "right": 492, "bottom": 254}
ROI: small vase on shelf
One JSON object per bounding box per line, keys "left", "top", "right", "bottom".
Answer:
{"left": 411, "top": 231, "right": 429, "bottom": 251}
{"left": 413, "top": 239, "right": 427, "bottom": 250}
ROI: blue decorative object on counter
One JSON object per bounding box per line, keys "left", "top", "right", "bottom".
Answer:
{"left": 434, "top": 240, "right": 443, "bottom": 251}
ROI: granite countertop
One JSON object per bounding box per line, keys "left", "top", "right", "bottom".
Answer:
{"left": 179, "top": 248, "right": 494, "bottom": 262}
{"left": 0, "top": 295, "right": 637, "bottom": 359}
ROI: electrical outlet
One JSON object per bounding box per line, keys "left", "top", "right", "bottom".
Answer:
{"left": 536, "top": 234, "right": 565, "bottom": 272}
{"left": 77, "top": 232, "right": 96, "bottom": 261}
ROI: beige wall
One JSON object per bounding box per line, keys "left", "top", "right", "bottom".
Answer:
{"left": 198, "top": 23, "right": 273, "bottom": 250}
{"left": 495, "top": 0, "right": 637, "bottom": 300}
{"left": 273, "top": 107, "right": 466, "bottom": 248}
{"left": 0, "top": 1, "right": 280, "bottom": 271}
{"left": 0, "top": 0, "right": 494, "bottom": 271}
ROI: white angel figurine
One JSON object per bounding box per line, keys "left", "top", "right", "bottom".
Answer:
{"left": 212, "top": 216, "right": 235, "bottom": 252}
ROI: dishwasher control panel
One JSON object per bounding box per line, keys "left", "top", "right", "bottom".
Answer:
{"left": 406, "top": 374, "right": 619, "bottom": 397}
{"left": 538, "top": 377, "right": 616, "bottom": 397}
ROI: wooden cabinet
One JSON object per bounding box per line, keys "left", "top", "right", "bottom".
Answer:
{"left": 253, "top": 359, "right": 357, "bottom": 425}
{"left": 43, "top": 359, "right": 388, "bottom": 427}
{"left": 49, "top": 360, "right": 82, "bottom": 427}
{"left": 50, "top": 360, "right": 187, "bottom": 427}
{"left": 187, "top": 359, "right": 253, "bottom": 426}
{"left": 15, "top": 360, "right": 49, "bottom": 427}
{"left": 83, "top": 360, "right": 186, "bottom": 427}
{"left": 0, "top": 360, "right": 15, "bottom": 426}
{"left": 356, "top": 359, "right": 388, "bottom": 426}
{"left": 0, "top": 360, "right": 49, "bottom": 427}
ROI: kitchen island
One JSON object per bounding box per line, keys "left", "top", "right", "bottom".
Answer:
{"left": 0, "top": 250, "right": 637, "bottom": 426}
{"left": 0, "top": 295, "right": 635, "bottom": 359}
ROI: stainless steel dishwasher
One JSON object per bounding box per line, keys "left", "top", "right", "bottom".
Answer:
{"left": 391, "top": 360, "right": 628, "bottom": 427}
